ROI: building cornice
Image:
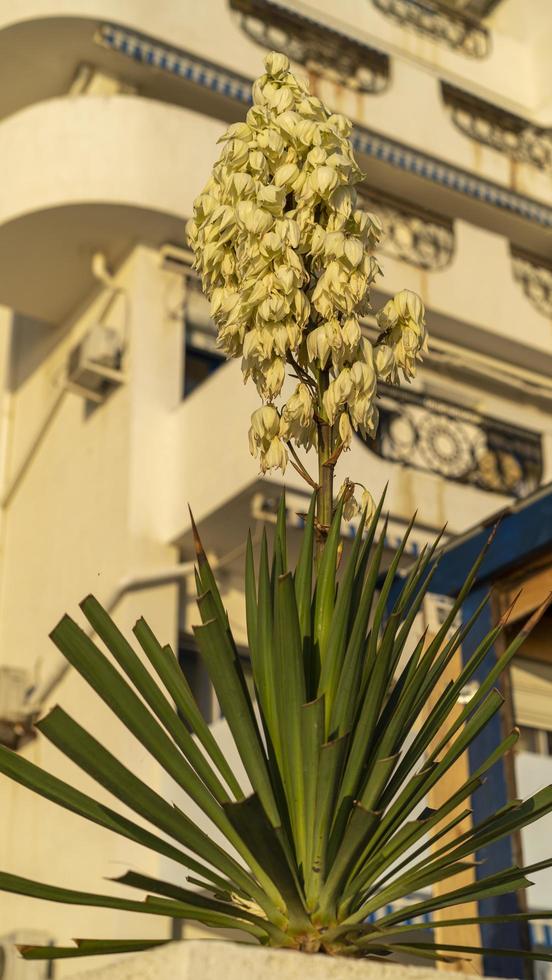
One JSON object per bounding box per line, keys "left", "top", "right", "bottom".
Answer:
{"left": 95, "top": 23, "right": 552, "bottom": 230}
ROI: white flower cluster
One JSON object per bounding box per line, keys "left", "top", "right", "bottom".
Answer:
{"left": 187, "top": 51, "right": 427, "bottom": 474}
{"left": 374, "top": 290, "right": 428, "bottom": 384}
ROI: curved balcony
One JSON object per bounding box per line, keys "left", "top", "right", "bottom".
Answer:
{"left": 0, "top": 95, "right": 223, "bottom": 322}
{"left": 0, "top": 0, "right": 256, "bottom": 123}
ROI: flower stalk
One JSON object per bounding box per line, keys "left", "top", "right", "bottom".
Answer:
{"left": 187, "top": 50, "right": 428, "bottom": 556}
{"left": 315, "top": 368, "right": 333, "bottom": 562}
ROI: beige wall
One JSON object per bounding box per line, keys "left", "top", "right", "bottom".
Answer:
{"left": 0, "top": 248, "right": 184, "bottom": 972}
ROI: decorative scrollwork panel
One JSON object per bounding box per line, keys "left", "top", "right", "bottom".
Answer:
{"left": 372, "top": 0, "right": 490, "bottom": 58}
{"left": 442, "top": 83, "right": 552, "bottom": 172}
{"left": 230, "top": 0, "right": 390, "bottom": 94}
{"left": 359, "top": 189, "right": 455, "bottom": 271}
{"left": 511, "top": 249, "right": 552, "bottom": 318}
{"left": 367, "top": 385, "right": 542, "bottom": 497}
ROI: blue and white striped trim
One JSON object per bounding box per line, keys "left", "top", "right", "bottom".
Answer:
{"left": 351, "top": 129, "right": 552, "bottom": 228}
{"left": 95, "top": 23, "right": 552, "bottom": 230}
{"left": 95, "top": 24, "right": 253, "bottom": 105}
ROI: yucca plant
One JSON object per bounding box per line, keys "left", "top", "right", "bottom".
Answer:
{"left": 1, "top": 48, "right": 551, "bottom": 970}
{"left": 1, "top": 499, "right": 552, "bottom": 965}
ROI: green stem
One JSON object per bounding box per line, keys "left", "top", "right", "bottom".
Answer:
{"left": 315, "top": 369, "right": 334, "bottom": 569}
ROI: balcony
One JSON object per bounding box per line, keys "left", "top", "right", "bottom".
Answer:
{"left": 0, "top": 95, "right": 223, "bottom": 322}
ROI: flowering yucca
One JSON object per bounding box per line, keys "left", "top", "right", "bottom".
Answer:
{"left": 187, "top": 52, "right": 427, "bottom": 494}
{"left": 2, "top": 50, "right": 552, "bottom": 974}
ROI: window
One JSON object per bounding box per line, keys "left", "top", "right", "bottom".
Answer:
{"left": 182, "top": 282, "right": 224, "bottom": 397}
{"left": 517, "top": 725, "right": 552, "bottom": 757}
{"left": 511, "top": 658, "right": 552, "bottom": 754}
{"left": 183, "top": 339, "right": 224, "bottom": 397}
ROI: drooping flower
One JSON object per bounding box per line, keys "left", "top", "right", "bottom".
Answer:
{"left": 375, "top": 289, "right": 428, "bottom": 384}
{"left": 336, "top": 480, "right": 377, "bottom": 523}
{"left": 336, "top": 479, "right": 360, "bottom": 521}
{"left": 280, "top": 383, "right": 316, "bottom": 450}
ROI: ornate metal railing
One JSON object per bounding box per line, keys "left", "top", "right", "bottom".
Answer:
{"left": 359, "top": 188, "right": 454, "bottom": 270}
{"left": 372, "top": 0, "right": 490, "bottom": 57}
{"left": 230, "top": 0, "right": 390, "bottom": 94}
{"left": 367, "top": 384, "right": 542, "bottom": 497}
{"left": 511, "top": 248, "right": 552, "bottom": 318}
{"left": 442, "top": 83, "right": 552, "bottom": 172}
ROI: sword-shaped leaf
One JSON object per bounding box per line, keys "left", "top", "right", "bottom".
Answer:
{"left": 132, "top": 619, "right": 242, "bottom": 799}
{"left": 35, "top": 706, "right": 272, "bottom": 913}
{"left": 80, "top": 595, "right": 231, "bottom": 804}
{"left": 19, "top": 939, "right": 171, "bottom": 961}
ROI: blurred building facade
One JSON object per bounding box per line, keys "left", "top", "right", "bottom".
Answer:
{"left": 0, "top": 0, "right": 552, "bottom": 975}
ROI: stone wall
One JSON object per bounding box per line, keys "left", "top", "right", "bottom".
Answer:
{"left": 73, "top": 940, "right": 499, "bottom": 980}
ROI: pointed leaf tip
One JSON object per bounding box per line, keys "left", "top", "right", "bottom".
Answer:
{"left": 188, "top": 507, "right": 205, "bottom": 562}
{"left": 520, "top": 591, "right": 552, "bottom": 637}
{"left": 498, "top": 589, "right": 523, "bottom": 626}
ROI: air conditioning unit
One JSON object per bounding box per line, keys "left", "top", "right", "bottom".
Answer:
{"left": 0, "top": 668, "right": 35, "bottom": 749}
{"left": 66, "top": 323, "right": 125, "bottom": 402}
{"left": 0, "top": 933, "right": 52, "bottom": 980}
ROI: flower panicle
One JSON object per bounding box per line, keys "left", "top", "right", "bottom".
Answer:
{"left": 188, "top": 51, "right": 427, "bottom": 476}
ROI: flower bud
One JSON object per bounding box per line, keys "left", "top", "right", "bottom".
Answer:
{"left": 374, "top": 344, "right": 395, "bottom": 380}
{"left": 306, "top": 324, "right": 331, "bottom": 369}
{"left": 271, "top": 87, "right": 295, "bottom": 114}
{"left": 276, "top": 110, "right": 300, "bottom": 138}
{"left": 296, "top": 120, "right": 319, "bottom": 146}
{"left": 307, "top": 147, "right": 327, "bottom": 166}
{"left": 286, "top": 383, "right": 313, "bottom": 424}
{"left": 344, "top": 237, "right": 364, "bottom": 267}
{"left": 273, "top": 162, "right": 300, "bottom": 187}
{"left": 260, "top": 436, "right": 288, "bottom": 473}
{"left": 263, "top": 357, "right": 286, "bottom": 398}
{"left": 328, "top": 113, "right": 352, "bottom": 136}
{"left": 339, "top": 411, "right": 353, "bottom": 448}
{"left": 323, "top": 384, "right": 338, "bottom": 424}
{"left": 333, "top": 368, "right": 353, "bottom": 404}
{"left": 337, "top": 479, "right": 360, "bottom": 521}
{"left": 360, "top": 489, "right": 376, "bottom": 522}
{"left": 264, "top": 52, "right": 290, "bottom": 77}
{"left": 341, "top": 315, "right": 361, "bottom": 351}
{"left": 310, "top": 166, "right": 339, "bottom": 197}
{"left": 249, "top": 405, "right": 280, "bottom": 447}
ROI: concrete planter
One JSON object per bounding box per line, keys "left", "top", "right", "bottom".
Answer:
{"left": 73, "top": 940, "right": 493, "bottom": 980}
